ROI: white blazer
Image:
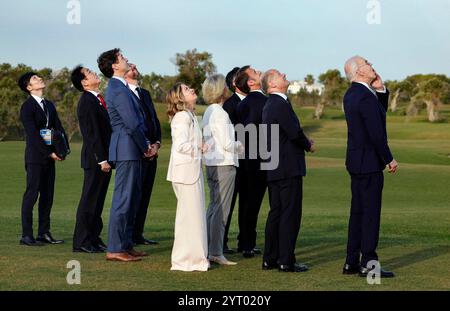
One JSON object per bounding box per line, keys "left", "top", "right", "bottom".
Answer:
{"left": 167, "top": 110, "right": 203, "bottom": 185}
{"left": 202, "top": 104, "right": 243, "bottom": 167}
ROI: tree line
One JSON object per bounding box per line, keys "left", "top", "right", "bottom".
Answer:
{"left": 1, "top": 49, "right": 449, "bottom": 141}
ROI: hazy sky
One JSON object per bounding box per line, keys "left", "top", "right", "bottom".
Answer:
{"left": 1, "top": 0, "right": 449, "bottom": 81}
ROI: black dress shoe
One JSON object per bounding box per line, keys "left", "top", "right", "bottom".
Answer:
{"left": 279, "top": 263, "right": 309, "bottom": 272}
{"left": 95, "top": 243, "right": 107, "bottom": 251}
{"left": 20, "top": 236, "right": 44, "bottom": 246}
{"left": 96, "top": 239, "right": 107, "bottom": 248}
{"left": 252, "top": 248, "right": 262, "bottom": 255}
{"left": 223, "top": 246, "right": 235, "bottom": 254}
{"left": 242, "top": 250, "right": 255, "bottom": 258}
{"left": 262, "top": 261, "right": 278, "bottom": 270}
{"left": 359, "top": 266, "right": 395, "bottom": 278}
{"left": 343, "top": 263, "right": 361, "bottom": 275}
{"left": 134, "top": 237, "right": 159, "bottom": 245}
{"left": 73, "top": 246, "right": 101, "bottom": 253}
{"left": 36, "top": 233, "right": 64, "bottom": 244}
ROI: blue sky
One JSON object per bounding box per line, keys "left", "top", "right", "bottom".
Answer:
{"left": 1, "top": 0, "right": 449, "bottom": 81}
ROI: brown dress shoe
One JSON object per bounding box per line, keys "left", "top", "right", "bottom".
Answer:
{"left": 127, "top": 248, "right": 148, "bottom": 257}
{"left": 106, "top": 252, "right": 142, "bottom": 262}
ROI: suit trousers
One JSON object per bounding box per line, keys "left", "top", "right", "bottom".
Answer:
{"left": 346, "top": 171, "right": 384, "bottom": 267}
{"left": 73, "top": 166, "right": 111, "bottom": 248}
{"left": 133, "top": 158, "right": 157, "bottom": 241}
{"left": 107, "top": 160, "right": 142, "bottom": 253}
{"left": 206, "top": 165, "right": 236, "bottom": 256}
{"left": 237, "top": 169, "right": 267, "bottom": 251}
{"left": 223, "top": 166, "right": 240, "bottom": 248}
{"left": 21, "top": 161, "right": 55, "bottom": 237}
{"left": 264, "top": 176, "right": 303, "bottom": 266}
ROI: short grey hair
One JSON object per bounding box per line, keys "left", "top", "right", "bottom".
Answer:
{"left": 344, "top": 55, "right": 361, "bottom": 81}
{"left": 261, "top": 69, "right": 277, "bottom": 94}
{"left": 202, "top": 74, "right": 227, "bottom": 104}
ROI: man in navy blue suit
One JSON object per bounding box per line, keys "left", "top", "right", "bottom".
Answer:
{"left": 342, "top": 56, "right": 398, "bottom": 278}
{"left": 261, "top": 69, "right": 314, "bottom": 272}
{"left": 125, "top": 63, "right": 162, "bottom": 246}
{"left": 18, "top": 72, "right": 68, "bottom": 246}
{"left": 97, "top": 49, "right": 152, "bottom": 262}
{"left": 222, "top": 66, "right": 247, "bottom": 254}
{"left": 234, "top": 66, "right": 267, "bottom": 258}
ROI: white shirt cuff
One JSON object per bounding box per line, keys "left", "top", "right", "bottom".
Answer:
{"left": 98, "top": 161, "right": 107, "bottom": 165}
{"left": 376, "top": 86, "right": 387, "bottom": 93}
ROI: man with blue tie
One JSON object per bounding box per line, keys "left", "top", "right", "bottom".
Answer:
{"left": 342, "top": 56, "right": 398, "bottom": 278}
{"left": 261, "top": 69, "right": 314, "bottom": 272}
{"left": 97, "top": 49, "right": 151, "bottom": 262}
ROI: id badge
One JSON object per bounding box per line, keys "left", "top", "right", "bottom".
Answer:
{"left": 40, "top": 129, "right": 52, "bottom": 145}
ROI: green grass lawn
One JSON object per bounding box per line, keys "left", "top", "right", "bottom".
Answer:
{"left": 0, "top": 104, "right": 449, "bottom": 290}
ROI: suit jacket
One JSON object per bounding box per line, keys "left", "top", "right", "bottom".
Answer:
{"left": 236, "top": 91, "right": 267, "bottom": 171}
{"left": 20, "top": 96, "right": 68, "bottom": 164}
{"left": 166, "top": 111, "right": 202, "bottom": 185}
{"left": 77, "top": 91, "right": 112, "bottom": 169}
{"left": 222, "top": 93, "right": 241, "bottom": 125}
{"left": 343, "top": 82, "right": 393, "bottom": 174}
{"left": 105, "top": 78, "right": 149, "bottom": 162}
{"left": 131, "top": 87, "right": 162, "bottom": 144}
{"left": 262, "top": 94, "right": 311, "bottom": 182}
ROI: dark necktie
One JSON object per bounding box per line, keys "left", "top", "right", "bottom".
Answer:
{"left": 41, "top": 99, "right": 50, "bottom": 127}
{"left": 97, "top": 94, "right": 108, "bottom": 111}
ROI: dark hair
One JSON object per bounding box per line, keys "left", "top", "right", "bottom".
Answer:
{"left": 97, "top": 48, "right": 120, "bottom": 78}
{"left": 234, "top": 65, "right": 251, "bottom": 94}
{"left": 71, "top": 65, "right": 86, "bottom": 92}
{"left": 18, "top": 72, "right": 38, "bottom": 94}
{"left": 225, "top": 67, "right": 240, "bottom": 92}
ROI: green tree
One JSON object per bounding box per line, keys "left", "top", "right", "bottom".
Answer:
{"left": 172, "top": 49, "right": 216, "bottom": 93}
{"left": 316, "top": 69, "right": 348, "bottom": 119}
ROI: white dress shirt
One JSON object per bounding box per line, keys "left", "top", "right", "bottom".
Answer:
{"left": 31, "top": 94, "right": 45, "bottom": 111}
{"left": 236, "top": 92, "right": 246, "bottom": 101}
{"left": 128, "top": 83, "right": 140, "bottom": 99}
{"left": 112, "top": 76, "right": 127, "bottom": 86}
{"left": 202, "top": 104, "right": 243, "bottom": 167}
{"left": 355, "top": 81, "right": 386, "bottom": 96}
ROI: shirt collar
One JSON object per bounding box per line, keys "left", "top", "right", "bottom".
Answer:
{"left": 355, "top": 81, "right": 376, "bottom": 96}
{"left": 31, "top": 94, "right": 44, "bottom": 104}
{"left": 128, "top": 83, "right": 139, "bottom": 92}
{"left": 271, "top": 92, "right": 288, "bottom": 101}
{"left": 112, "top": 76, "right": 127, "bottom": 86}
{"left": 87, "top": 90, "right": 99, "bottom": 97}
{"left": 236, "top": 92, "right": 246, "bottom": 101}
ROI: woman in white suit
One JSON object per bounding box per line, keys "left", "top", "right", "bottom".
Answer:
{"left": 166, "top": 83, "right": 209, "bottom": 272}
{"left": 202, "top": 74, "right": 243, "bottom": 266}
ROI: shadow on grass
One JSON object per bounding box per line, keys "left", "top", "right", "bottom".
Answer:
{"left": 382, "top": 245, "right": 450, "bottom": 270}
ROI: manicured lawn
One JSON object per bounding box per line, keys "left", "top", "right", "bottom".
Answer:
{"left": 0, "top": 105, "right": 449, "bottom": 290}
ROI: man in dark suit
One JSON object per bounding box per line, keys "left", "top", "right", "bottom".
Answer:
{"left": 222, "top": 67, "right": 247, "bottom": 254}
{"left": 70, "top": 66, "right": 112, "bottom": 253}
{"left": 261, "top": 69, "right": 314, "bottom": 272}
{"left": 234, "top": 65, "right": 267, "bottom": 258}
{"left": 125, "top": 64, "right": 161, "bottom": 246}
{"left": 98, "top": 48, "right": 152, "bottom": 262}
{"left": 342, "top": 56, "right": 398, "bottom": 278}
{"left": 18, "top": 72, "right": 68, "bottom": 246}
